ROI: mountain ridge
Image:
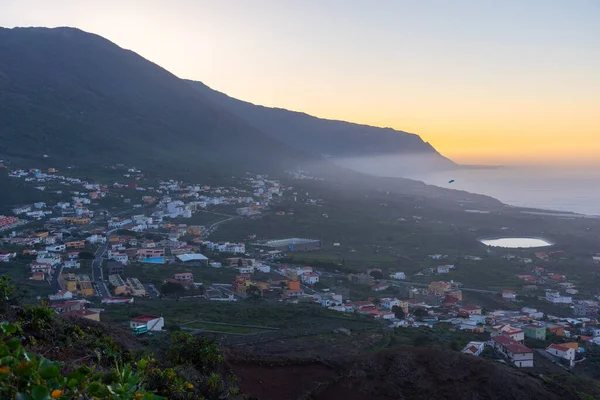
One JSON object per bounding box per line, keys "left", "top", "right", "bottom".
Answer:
{"left": 186, "top": 80, "right": 455, "bottom": 170}
{"left": 0, "top": 26, "right": 311, "bottom": 179}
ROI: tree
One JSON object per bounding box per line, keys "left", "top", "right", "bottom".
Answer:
{"left": 413, "top": 307, "right": 429, "bottom": 318}
{"left": 237, "top": 258, "right": 243, "bottom": 267}
{"left": 369, "top": 270, "right": 384, "bottom": 280}
{"left": 372, "top": 297, "right": 381, "bottom": 306}
{"left": 161, "top": 282, "right": 185, "bottom": 297}
{"left": 391, "top": 305, "right": 405, "bottom": 319}
{"left": 246, "top": 285, "right": 262, "bottom": 302}
{"left": 78, "top": 251, "right": 94, "bottom": 259}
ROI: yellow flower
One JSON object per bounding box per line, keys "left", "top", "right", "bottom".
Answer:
{"left": 135, "top": 394, "right": 143, "bottom": 399}
{"left": 187, "top": 383, "right": 194, "bottom": 389}
{"left": 51, "top": 389, "right": 63, "bottom": 399}
{"left": 0, "top": 366, "right": 9, "bottom": 375}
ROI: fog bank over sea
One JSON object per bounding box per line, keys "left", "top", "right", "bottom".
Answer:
{"left": 333, "top": 156, "right": 600, "bottom": 216}
{"left": 409, "top": 166, "right": 600, "bottom": 216}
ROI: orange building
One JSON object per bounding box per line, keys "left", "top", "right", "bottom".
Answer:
{"left": 288, "top": 280, "right": 301, "bottom": 290}
{"left": 256, "top": 281, "right": 270, "bottom": 291}
{"left": 429, "top": 281, "right": 451, "bottom": 295}
{"left": 547, "top": 325, "right": 565, "bottom": 337}
{"left": 66, "top": 241, "right": 85, "bottom": 249}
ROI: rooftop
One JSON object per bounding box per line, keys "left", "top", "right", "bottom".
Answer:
{"left": 493, "top": 336, "right": 532, "bottom": 354}
{"left": 131, "top": 315, "right": 161, "bottom": 323}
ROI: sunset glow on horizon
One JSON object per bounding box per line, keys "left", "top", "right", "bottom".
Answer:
{"left": 2, "top": 0, "right": 598, "bottom": 166}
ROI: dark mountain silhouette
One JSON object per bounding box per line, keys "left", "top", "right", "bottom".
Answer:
{"left": 0, "top": 27, "right": 309, "bottom": 177}
{"left": 187, "top": 80, "right": 455, "bottom": 170}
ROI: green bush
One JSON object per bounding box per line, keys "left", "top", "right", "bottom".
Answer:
{"left": 0, "top": 322, "right": 162, "bottom": 399}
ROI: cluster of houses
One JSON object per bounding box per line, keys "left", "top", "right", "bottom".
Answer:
{"left": 459, "top": 308, "right": 598, "bottom": 368}
{"left": 3, "top": 233, "right": 89, "bottom": 281}
{"left": 230, "top": 264, "right": 319, "bottom": 299}
{"left": 0, "top": 215, "right": 21, "bottom": 231}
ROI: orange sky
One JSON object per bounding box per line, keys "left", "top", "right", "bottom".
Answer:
{"left": 2, "top": 0, "right": 599, "bottom": 166}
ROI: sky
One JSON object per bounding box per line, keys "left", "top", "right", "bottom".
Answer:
{"left": 1, "top": 0, "right": 599, "bottom": 166}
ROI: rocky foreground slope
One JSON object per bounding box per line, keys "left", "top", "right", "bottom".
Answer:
{"left": 225, "top": 348, "right": 570, "bottom": 400}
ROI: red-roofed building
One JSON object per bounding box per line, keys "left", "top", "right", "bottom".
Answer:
{"left": 174, "top": 272, "right": 194, "bottom": 282}
{"left": 461, "top": 341, "right": 485, "bottom": 356}
{"left": 492, "top": 324, "right": 525, "bottom": 342}
{"left": 368, "top": 310, "right": 395, "bottom": 320}
{"left": 371, "top": 283, "right": 389, "bottom": 292}
{"left": 502, "top": 290, "right": 517, "bottom": 300}
{"left": 459, "top": 304, "right": 482, "bottom": 315}
{"left": 443, "top": 295, "right": 460, "bottom": 307}
{"left": 301, "top": 273, "right": 319, "bottom": 285}
{"left": 130, "top": 315, "right": 164, "bottom": 331}
{"left": 492, "top": 336, "right": 533, "bottom": 367}
{"left": 351, "top": 301, "right": 375, "bottom": 311}
{"left": 31, "top": 271, "right": 45, "bottom": 281}
{"left": 546, "top": 344, "right": 575, "bottom": 367}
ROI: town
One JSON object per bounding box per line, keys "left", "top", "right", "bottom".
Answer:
{"left": 2, "top": 162, "right": 600, "bottom": 375}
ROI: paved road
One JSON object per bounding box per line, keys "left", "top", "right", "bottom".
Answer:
{"left": 92, "top": 241, "right": 109, "bottom": 283}
{"left": 50, "top": 263, "right": 64, "bottom": 291}
{"left": 382, "top": 279, "right": 499, "bottom": 295}
{"left": 93, "top": 281, "right": 111, "bottom": 298}
{"left": 202, "top": 216, "right": 239, "bottom": 239}
{"left": 211, "top": 283, "right": 243, "bottom": 299}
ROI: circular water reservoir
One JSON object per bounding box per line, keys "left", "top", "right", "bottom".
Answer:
{"left": 479, "top": 237, "right": 553, "bottom": 248}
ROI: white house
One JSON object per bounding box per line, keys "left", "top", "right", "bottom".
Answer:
{"left": 108, "top": 219, "right": 133, "bottom": 228}
{"left": 390, "top": 272, "right": 406, "bottom": 280}
{"left": 110, "top": 253, "right": 129, "bottom": 265}
{"left": 546, "top": 291, "right": 572, "bottom": 304}
{"left": 45, "top": 245, "right": 66, "bottom": 252}
{"left": 491, "top": 324, "right": 525, "bottom": 343}
{"left": 462, "top": 341, "right": 485, "bottom": 356}
{"left": 492, "top": 336, "right": 534, "bottom": 367}
{"left": 130, "top": 315, "right": 164, "bottom": 331}
{"left": 380, "top": 297, "right": 401, "bottom": 310}
{"left": 0, "top": 252, "right": 16, "bottom": 262}
{"left": 36, "top": 255, "right": 61, "bottom": 266}
{"left": 437, "top": 265, "right": 452, "bottom": 274}
{"left": 236, "top": 266, "right": 254, "bottom": 274}
{"left": 255, "top": 264, "right": 271, "bottom": 273}
{"left": 301, "top": 273, "right": 319, "bottom": 285}
{"left": 63, "top": 260, "right": 81, "bottom": 269}
{"left": 546, "top": 344, "right": 576, "bottom": 367}
{"left": 48, "top": 290, "right": 73, "bottom": 301}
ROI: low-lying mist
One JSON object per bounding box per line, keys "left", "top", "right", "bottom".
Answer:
{"left": 330, "top": 153, "right": 456, "bottom": 178}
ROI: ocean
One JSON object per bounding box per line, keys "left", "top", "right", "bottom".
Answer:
{"left": 405, "top": 167, "right": 600, "bottom": 216}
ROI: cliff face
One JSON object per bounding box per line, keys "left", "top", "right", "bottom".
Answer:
{"left": 0, "top": 27, "right": 309, "bottom": 177}
{"left": 187, "top": 80, "right": 455, "bottom": 167}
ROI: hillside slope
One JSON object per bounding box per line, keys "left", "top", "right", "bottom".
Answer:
{"left": 0, "top": 27, "right": 308, "bottom": 177}
{"left": 187, "top": 80, "right": 455, "bottom": 170}
{"left": 226, "top": 349, "right": 578, "bottom": 400}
